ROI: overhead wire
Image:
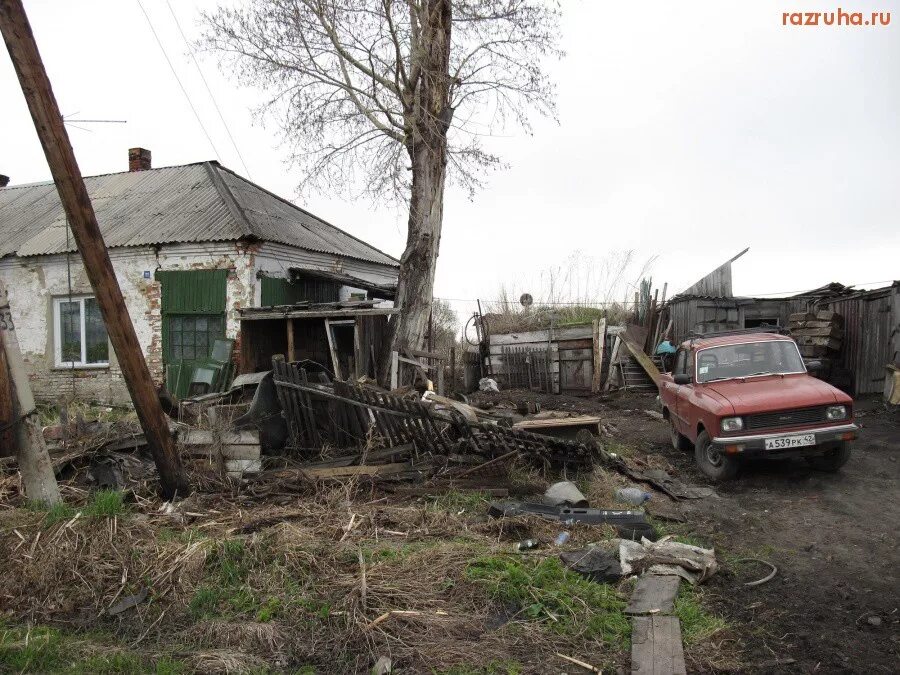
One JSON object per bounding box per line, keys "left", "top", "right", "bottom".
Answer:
{"left": 135, "top": 0, "right": 223, "bottom": 162}
{"left": 164, "top": 0, "right": 253, "bottom": 179}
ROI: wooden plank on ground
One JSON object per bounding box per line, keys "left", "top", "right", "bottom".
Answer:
{"left": 179, "top": 429, "right": 259, "bottom": 446}
{"left": 626, "top": 574, "right": 681, "bottom": 616}
{"left": 301, "top": 462, "right": 410, "bottom": 478}
{"left": 184, "top": 444, "right": 261, "bottom": 460}
{"left": 631, "top": 616, "right": 687, "bottom": 675}
{"left": 623, "top": 339, "right": 662, "bottom": 386}
{"left": 512, "top": 416, "right": 600, "bottom": 431}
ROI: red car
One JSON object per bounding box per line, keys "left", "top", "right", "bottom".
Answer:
{"left": 658, "top": 329, "right": 858, "bottom": 480}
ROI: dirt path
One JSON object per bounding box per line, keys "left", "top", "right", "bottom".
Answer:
{"left": 606, "top": 395, "right": 900, "bottom": 673}
{"left": 472, "top": 389, "right": 899, "bottom": 672}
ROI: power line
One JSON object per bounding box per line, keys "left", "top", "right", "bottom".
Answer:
{"left": 164, "top": 0, "right": 253, "bottom": 179}
{"left": 135, "top": 0, "right": 223, "bottom": 162}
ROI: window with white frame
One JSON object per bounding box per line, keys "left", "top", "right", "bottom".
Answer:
{"left": 53, "top": 295, "right": 109, "bottom": 367}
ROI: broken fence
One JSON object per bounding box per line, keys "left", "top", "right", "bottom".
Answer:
{"left": 271, "top": 356, "right": 595, "bottom": 469}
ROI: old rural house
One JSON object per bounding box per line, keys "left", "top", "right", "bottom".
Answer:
{"left": 0, "top": 148, "right": 398, "bottom": 404}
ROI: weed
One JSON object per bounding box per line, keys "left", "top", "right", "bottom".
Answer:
{"left": 435, "top": 661, "right": 523, "bottom": 675}
{"left": 189, "top": 585, "right": 224, "bottom": 619}
{"left": 86, "top": 490, "right": 127, "bottom": 518}
{"left": 157, "top": 527, "right": 205, "bottom": 544}
{"left": 154, "top": 657, "right": 187, "bottom": 674}
{"left": 0, "top": 623, "right": 64, "bottom": 672}
{"left": 428, "top": 490, "right": 491, "bottom": 514}
{"left": 674, "top": 586, "right": 727, "bottom": 645}
{"left": 256, "top": 597, "right": 282, "bottom": 622}
{"left": 465, "top": 555, "right": 630, "bottom": 645}
{"left": 208, "top": 539, "right": 249, "bottom": 586}
{"left": 69, "top": 651, "right": 145, "bottom": 674}
{"left": 44, "top": 502, "right": 77, "bottom": 527}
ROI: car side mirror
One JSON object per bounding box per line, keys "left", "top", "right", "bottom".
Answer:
{"left": 673, "top": 373, "right": 691, "bottom": 385}
{"left": 805, "top": 360, "right": 822, "bottom": 372}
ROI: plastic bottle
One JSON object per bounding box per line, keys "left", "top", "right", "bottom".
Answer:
{"left": 554, "top": 532, "right": 570, "bottom": 546}
{"left": 615, "top": 487, "right": 652, "bottom": 505}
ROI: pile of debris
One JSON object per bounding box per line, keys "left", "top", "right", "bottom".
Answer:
{"left": 790, "top": 309, "right": 844, "bottom": 378}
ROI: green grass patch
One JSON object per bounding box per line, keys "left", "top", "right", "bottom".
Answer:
{"left": 0, "top": 622, "right": 186, "bottom": 674}
{"left": 674, "top": 586, "right": 727, "bottom": 646}
{"left": 0, "top": 623, "right": 65, "bottom": 672}
{"left": 434, "top": 661, "right": 523, "bottom": 675}
{"left": 85, "top": 490, "right": 127, "bottom": 518}
{"left": 427, "top": 490, "right": 491, "bottom": 514}
{"left": 189, "top": 539, "right": 268, "bottom": 620}
{"left": 465, "top": 555, "right": 630, "bottom": 645}
{"left": 44, "top": 502, "right": 77, "bottom": 526}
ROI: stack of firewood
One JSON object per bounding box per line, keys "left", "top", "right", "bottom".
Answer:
{"left": 789, "top": 309, "right": 844, "bottom": 378}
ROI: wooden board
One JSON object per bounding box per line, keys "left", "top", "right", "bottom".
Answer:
{"left": 623, "top": 339, "right": 662, "bottom": 386}
{"left": 301, "top": 462, "right": 411, "bottom": 478}
{"left": 791, "top": 325, "right": 841, "bottom": 339}
{"left": 184, "top": 444, "right": 261, "bottom": 460}
{"left": 489, "top": 325, "right": 594, "bottom": 345}
{"left": 512, "top": 416, "right": 600, "bottom": 431}
{"left": 179, "top": 429, "right": 259, "bottom": 446}
{"left": 631, "top": 616, "right": 687, "bottom": 675}
{"left": 592, "top": 319, "right": 606, "bottom": 393}
{"left": 626, "top": 575, "right": 680, "bottom": 615}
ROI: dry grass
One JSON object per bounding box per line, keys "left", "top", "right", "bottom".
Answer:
{"left": 0, "top": 471, "right": 639, "bottom": 674}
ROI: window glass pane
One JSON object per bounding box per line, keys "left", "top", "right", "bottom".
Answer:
{"left": 84, "top": 298, "right": 109, "bottom": 363}
{"left": 59, "top": 300, "right": 81, "bottom": 362}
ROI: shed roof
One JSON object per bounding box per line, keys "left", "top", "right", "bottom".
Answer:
{"left": 0, "top": 161, "right": 398, "bottom": 267}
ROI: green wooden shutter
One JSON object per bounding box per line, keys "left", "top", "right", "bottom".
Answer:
{"left": 156, "top": 269, "right": 227, "bottom": 314}
{"left": 259, "top": 274, "right": 340, "bottom": 306}
{"left": 156, "top": 270, "right": 228, "bottom": 370}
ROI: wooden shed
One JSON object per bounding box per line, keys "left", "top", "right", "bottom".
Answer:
{"left": 238, "top": 300, "right": 399, "bottom": 381}
{"left": 821, "top": 282, "right": 900, "bottom": 395}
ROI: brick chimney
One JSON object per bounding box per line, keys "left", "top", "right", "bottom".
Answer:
{"left": 128, "top": 147, "right": 152, "bottom": 172}
{"left": 0, "top": 175, "right": 9, "bottom": 188}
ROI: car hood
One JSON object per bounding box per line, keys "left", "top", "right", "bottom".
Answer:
{"left": 705, "top": 374, "right": 842, "bottom": 412}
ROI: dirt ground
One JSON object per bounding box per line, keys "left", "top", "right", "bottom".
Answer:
{"left": 474, "top": 389, "right": 900, "bottom": 673}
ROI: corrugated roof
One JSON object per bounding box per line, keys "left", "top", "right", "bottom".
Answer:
{"left": 0, "top": 162, "right": 398, "bottom": 266}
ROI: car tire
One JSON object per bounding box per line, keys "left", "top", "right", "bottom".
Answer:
{"left": 807, "top": 442, "right": 851, "bottom": 472}
{"left": 670, "top": 420, "right": 691, "bottom": 451}
{"left": 694, "top": 430, "right": 739, "bottom": 481}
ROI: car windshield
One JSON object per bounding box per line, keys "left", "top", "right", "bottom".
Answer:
{"left": 696, "top": 340, "right": 805, "bottom": 383}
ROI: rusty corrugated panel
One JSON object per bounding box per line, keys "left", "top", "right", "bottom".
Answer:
{"left": 0, "top": 162, "right": 398, "bottom": 267}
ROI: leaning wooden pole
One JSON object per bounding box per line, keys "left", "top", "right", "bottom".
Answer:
{"left": 0, "top": 281, "right": 60, "bottom": 504}
{"left": 0, "top": 0, "right": 189, "bottom": 499}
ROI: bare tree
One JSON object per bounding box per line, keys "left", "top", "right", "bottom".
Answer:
{"left": 200, "top": 0, "right": 561, "bottom": 382}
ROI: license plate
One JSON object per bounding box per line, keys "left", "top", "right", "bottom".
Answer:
{"left": 764, "top": 434, "right": 816, "bottom": 450}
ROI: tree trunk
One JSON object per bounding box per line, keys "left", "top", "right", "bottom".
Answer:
{"left": 380, "top": 0, "right": 452, "bottom": 386}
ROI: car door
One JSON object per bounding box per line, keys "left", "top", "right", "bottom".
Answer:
{"left": 671, "top": 348, "right": 692, "bottom": 435}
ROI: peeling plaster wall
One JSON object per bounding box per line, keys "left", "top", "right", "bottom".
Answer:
{"left": 0, "top": 242, "right": 257, "bottom": 405}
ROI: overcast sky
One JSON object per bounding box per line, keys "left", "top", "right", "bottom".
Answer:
{"left": 2, "top": 0, "right": 898, "bottom": 321}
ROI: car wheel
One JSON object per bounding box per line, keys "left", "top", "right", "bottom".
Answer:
{"left": 807, "top": 442, "right": 851, "bottom": 472}
{"left": 694, "top": 430, "right": 739, "bottom": 481}
{"left": 670, "top": 420, "right": 691, "bottom": 451}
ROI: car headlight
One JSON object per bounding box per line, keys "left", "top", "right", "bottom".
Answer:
{"left": 720, "top": 417, "right": 744, "bottom": 433}
{"left": 826, "top": 405, "right": 848, "bottom": 421}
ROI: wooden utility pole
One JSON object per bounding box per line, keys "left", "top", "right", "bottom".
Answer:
{"left": 0, "top": 281, "right": 60, "bottom": 504}
{"left": 0, "top": 0, "right": 189, "bottom": 499}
